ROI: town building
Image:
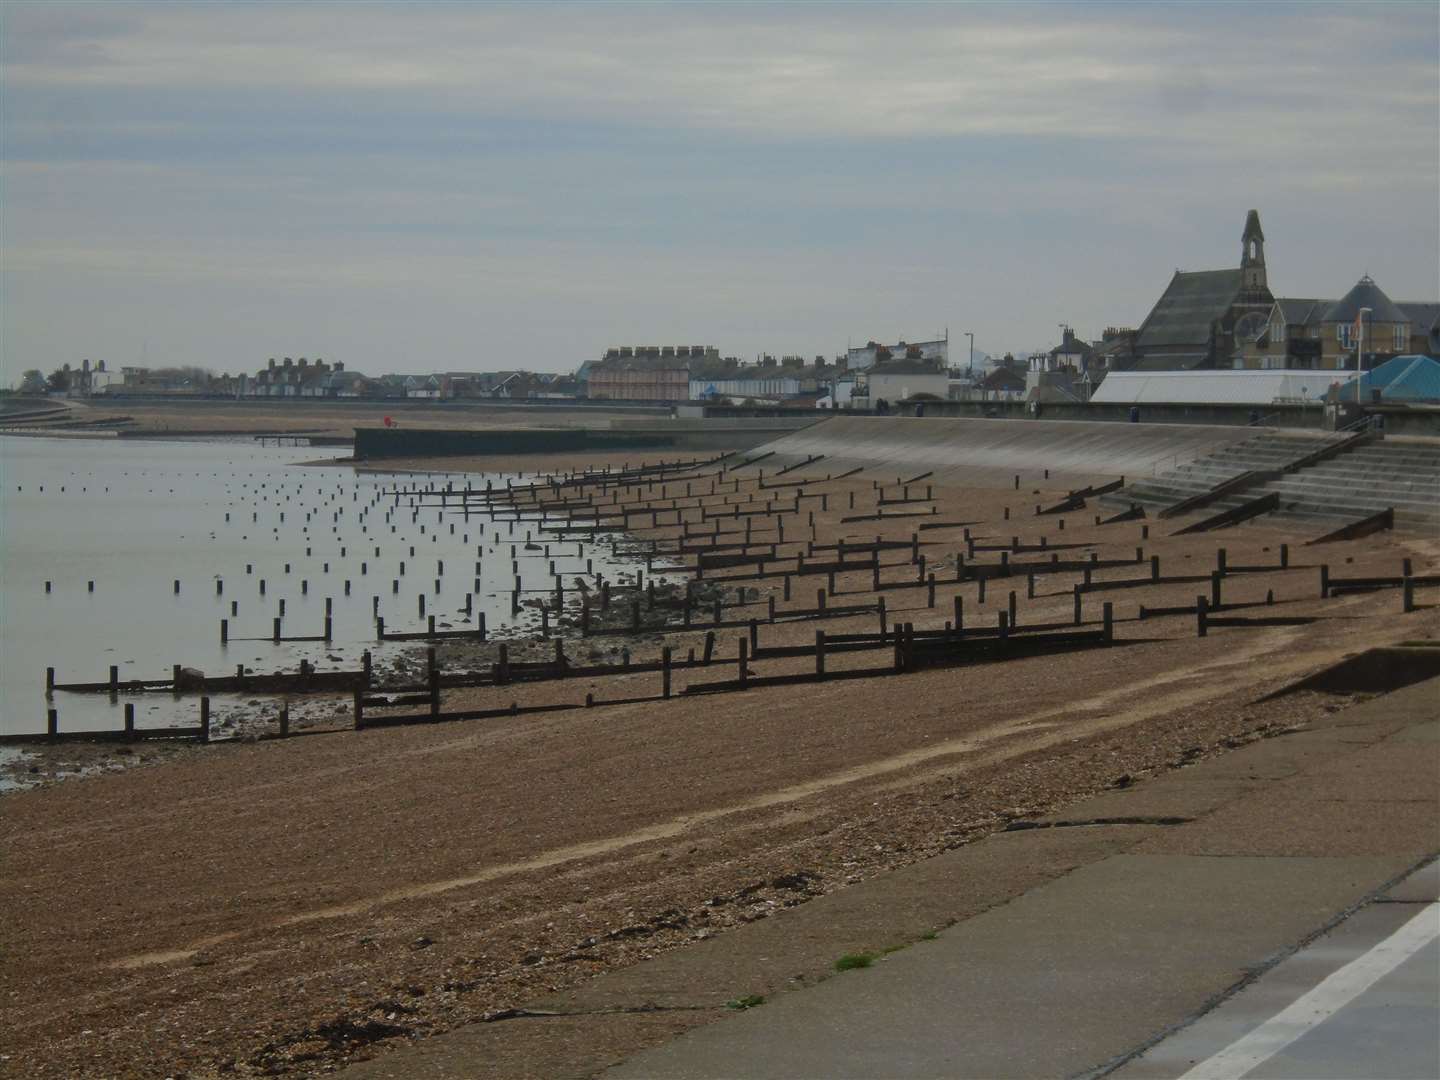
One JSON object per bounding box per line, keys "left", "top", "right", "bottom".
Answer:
{"left": 1128, "top": 210, "right": 1276, "bottom": 370}
{"left": 1238, "top": 277, "right": 1440, "bottom": 371}
{"left": 851, "top": 358, "right": 950, "bottom": 406}
{"left": 1091, "top": 369, "right": 1352, "bottom": 407}
{"left": 247, "top": 357, "right": 344, "bottom": 397}
{"left": 845, "top": 338, "right": 947, "bottom": 371}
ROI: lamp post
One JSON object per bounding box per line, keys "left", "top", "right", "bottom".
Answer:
{"left": 965, "top": 331, "right": 974, "bottom": 376}
{"left": 1356, "top": 306, "right": 1372, "bottom": 371}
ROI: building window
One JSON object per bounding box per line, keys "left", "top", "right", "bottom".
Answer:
{"left": 1336, "top": 323, "right": 1353, "bottom": 349}
{"left": 1393, "top": 324, "right": 1407, "bottom": 351}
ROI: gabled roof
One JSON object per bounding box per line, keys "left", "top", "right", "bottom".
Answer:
{"left": 1322, "top": 275, "right": 1408, "bottom": 325}
{"left": 1398, "top": 302, "right": 1440, "bottom": 332}
{"left": 982, "top": 367, "right": 1026, "bottom": 391}
{"left": 1274, "top": 298, "right": 1332, "bottom": 326}
{"left": 1132, "top": 268, "right": 1255, "bottom": 370}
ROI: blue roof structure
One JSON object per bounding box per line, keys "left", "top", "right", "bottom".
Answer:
{"left": 1344, "top": 355, "right": 1440, "bottom": 403}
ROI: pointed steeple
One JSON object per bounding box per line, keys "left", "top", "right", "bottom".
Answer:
{"left": 1241, "top": 209, "right": 1266, "bottom": 290}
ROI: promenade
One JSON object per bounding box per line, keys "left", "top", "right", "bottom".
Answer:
{"left": 346, "top": 674, "right": 1438, "bottom": 1079}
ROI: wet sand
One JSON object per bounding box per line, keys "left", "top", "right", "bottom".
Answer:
{"left": 2, "top": 451, "right": 1437, "bottom": 1078}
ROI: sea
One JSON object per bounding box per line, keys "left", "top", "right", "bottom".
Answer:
{"left": 0, "top": 435, "right": 650, "bottom": 738}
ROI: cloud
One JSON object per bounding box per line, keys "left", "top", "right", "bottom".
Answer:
{"left": 1, "top": 1, "right": 1435, "bottom": 379}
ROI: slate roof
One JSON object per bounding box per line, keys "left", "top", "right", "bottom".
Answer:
{"left": 1275, "top": 298, "right": 1332, "bottom": 327}
{"left": 1399, "top": 302, "right": 1440, "bottom": 333}
{"left": 1322, "top": 276, "right": 1408, "bottom": 325}
{"left": 1132, "top": 269, "right": 1245, "bottom": 370}
{"left": 981, "top": 367, "right": 1026, "bottom": 391}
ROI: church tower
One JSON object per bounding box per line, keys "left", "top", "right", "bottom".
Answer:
{"left": 1240, "top": 209, "right": 1266, "bottom": 291}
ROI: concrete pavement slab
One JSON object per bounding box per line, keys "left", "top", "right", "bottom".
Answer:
{"left": 1244, "top": 941, "right": 1439, "bottom": 1080}
{"left": 1116, "top": 877, "right": 1439, "bottom": 1079}
{"left": 1382, "top": 859, "right": 1439, "bottom": 903}
{"left": 607, "top": 854, "right": 1407, "bottom": 1080}
{"left": 343, "top": 827, "right": 1164, "bottom": 1080}
{"left": 1137, "top": 741, "right": 1440, "bottom": 859}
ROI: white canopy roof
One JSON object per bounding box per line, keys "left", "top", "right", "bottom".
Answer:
{"left": 1092, "top": 370, "right": 1355, "bottom": 406}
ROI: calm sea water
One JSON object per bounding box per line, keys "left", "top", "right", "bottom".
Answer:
{"left": 0, "top": 436, "right": 652, "bottom": 736}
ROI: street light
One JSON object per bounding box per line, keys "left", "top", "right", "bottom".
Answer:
{"left": 964, "top": 331, "right": 975, "bottom": 376}
{"left": 1356, "top": 307, "right": 1372, "bottom": 371}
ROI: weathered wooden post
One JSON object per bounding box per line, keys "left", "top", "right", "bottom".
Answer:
{"left": 817, "top": 588, "right": 827, "bottom": 612}
{"left": 1210, "top": 571, "right": 1222, "bottom": 609}
{"left": 977, "top": 575, "right": 987, "bottom": 605}
{"left": 376, "top": 616, "right": 385, "bottom": 640}
{"left": 1102, "top": 602, "right": 1114, "bottom": 642}
{"left": 362, "top": 650, "right": 373, "bottom": 684}
{"left": 1319, "top": 564, "right": 1330, "bottom": 598}
{"left": 272, "top": 617, "right": 282, "bottom": 643}
{"left": 47, "top": 708, "right": 58, "bottom": 737}
{"left": 199, "top": 696, "right": 210, "bottom": 743}
{"left": 1403, "top": 577, "right": 1416, "bottom": 613}
{"left": 1151, "top": 555, "right": 1161, "bottom": 582}
{"left": 497, "top": 643, "right": 510, "bottom": 684}
{"left": 703, "top": 630, "right": 716, "bottom": 664}
{"left": 1280, "top": 543, "right": 1289, "bottom": 569}
{"left": 1027, "top": 573, "right": 1035, "bottom": 600}
{"left": 738, "top": 637, "right": 749, "bottom": 688}
{"left": 662, "top": 646, "right": 673, "bottom": 698}
{"left": 1197, "top": 595, "right": 1209, "bottom": 637}
{"left": 878, "top": 595, "right": 888, "bottom": 640}
{"left": 998, "top": 611, "right": 1009, "bottom": 640}
{"left": 124, "top": 702, "right": 135, "bottom": 738}
{"left": 1216, "top": 548, "right": 1227, "bottom": 575}
{"left": 1008, "top": 590, "right": 1017, "bottom": 627}
{"left": 429, "top": 665, "right": 440, "bottom": 718}
{"left": 1073, "top": 584, "right": 1082, "bottom": 626}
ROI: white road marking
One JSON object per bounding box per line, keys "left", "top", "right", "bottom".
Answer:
{"left": 1178, "top": 902, "right": 1440, "bottom": 1079}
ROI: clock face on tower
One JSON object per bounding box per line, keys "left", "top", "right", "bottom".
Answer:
{"left": 1233, "top": 312, "right": 1267, "bottom": 344}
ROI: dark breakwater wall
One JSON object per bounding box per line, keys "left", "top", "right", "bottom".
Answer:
{"left": 352, "top": 427, "right": 678, "bottom": 460}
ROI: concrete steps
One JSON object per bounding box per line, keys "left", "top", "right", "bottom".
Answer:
{"left": 1108, "top": 434, "right": 1440, "bottom": 532}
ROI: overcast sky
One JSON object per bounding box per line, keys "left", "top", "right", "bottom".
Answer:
{"left": 2, "top": 1, "right": 1436, "bottom": 381}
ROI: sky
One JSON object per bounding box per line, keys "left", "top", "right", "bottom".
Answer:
{"left": 2, "top": 1, "right": 1437, "bottom": 382}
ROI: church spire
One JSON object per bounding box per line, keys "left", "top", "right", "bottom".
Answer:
{"left": 1241, "top": 209, "right": 1266, "bottom": 289}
